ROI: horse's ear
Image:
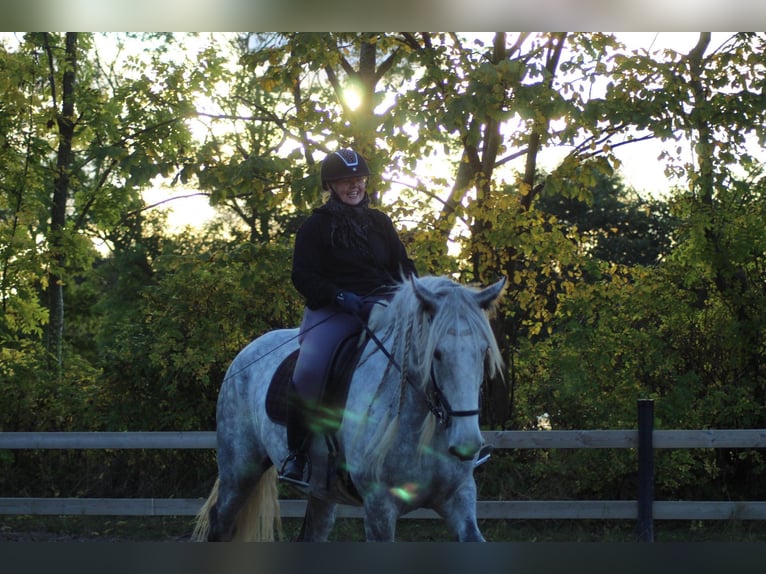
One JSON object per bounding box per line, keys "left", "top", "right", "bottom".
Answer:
{"left": 411, "top": 276, "right": 439, "bottom": 316}
{"left": 475, "top": 277, "right": 507, "bottom": 310}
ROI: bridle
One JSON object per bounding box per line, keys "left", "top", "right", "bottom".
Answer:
{"left": 426, "top": 363, "right": 481, "bottom": 427}
{"left": 362, "top": 322, "right": 480, "bottom": 427}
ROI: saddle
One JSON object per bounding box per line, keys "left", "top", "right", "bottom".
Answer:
{"left": 265, "top": 330, "right": 367, "bottom": 430}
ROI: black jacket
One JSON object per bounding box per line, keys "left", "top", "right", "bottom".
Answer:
{"left": 291, "top": 204, "right": 417, "bottom": 309}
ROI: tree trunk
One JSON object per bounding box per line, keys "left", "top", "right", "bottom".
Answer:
{"left": 520, "top": 32, "right": 566, "bottom": 210}
{"left": 45, "top": 32, "right": 78, "bottom": 374}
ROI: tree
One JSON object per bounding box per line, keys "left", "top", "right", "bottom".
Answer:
{"left": 237, "top": 34, "right": 416, "bottom": 203}
{"left": 0, "top": 33, "right": 218, "bottom": 373}
{"left": 535, "top": 171, "right": 676, "bottom": 267}
{"left": 509, "top": 32, "right": 766, "bottom": 498}
{"left": 91, "top": 223, "right": 303, "bottom": 426}
{"left": 43, "top": 32, "right": 78, "bottom": 372}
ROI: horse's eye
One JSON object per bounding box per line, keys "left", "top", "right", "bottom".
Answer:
{"left": 434, "top": 349, "right": 442, "bottom": 361}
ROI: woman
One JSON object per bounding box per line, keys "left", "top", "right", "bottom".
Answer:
{"left": 280, "top": 148, "right": 417, "bottom": 486}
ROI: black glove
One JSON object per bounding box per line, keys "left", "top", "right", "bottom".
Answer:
{"left": 336, "top": 291, "right": 363, "bottom": 315}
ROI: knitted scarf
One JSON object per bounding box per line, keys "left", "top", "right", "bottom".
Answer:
{"left": 321, "top": 193, "right": 373, "bottom": 258}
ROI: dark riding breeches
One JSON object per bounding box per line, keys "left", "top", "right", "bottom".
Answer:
{"left": 292, "top": 298, "right": 380, "bottom": 402}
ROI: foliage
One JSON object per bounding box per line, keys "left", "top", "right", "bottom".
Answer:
{"left": 513, "top": 170, "right": 766, "bottom": 499}
{"left": 93, "top": 225, "right": 303, "bottom": 432}
{"left": 2, "top": 32, "right": 766, "bottom": 506}
{"left": 536, "top": 171, "right": 677, "bottom": 266}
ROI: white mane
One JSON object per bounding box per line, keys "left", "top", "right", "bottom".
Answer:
{"left": 358, "top": 276, "right": 504, "bottom": 475}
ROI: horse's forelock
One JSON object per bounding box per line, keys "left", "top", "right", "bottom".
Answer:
{"left": 423, "top": 280, "right": 504, "bottom": 381}
{"left": 371, "top": 276, "right": 504, "bottom": 386}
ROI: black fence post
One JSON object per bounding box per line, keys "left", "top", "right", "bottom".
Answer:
{"left": 637, "top": 399, "right": 655, "bottom": 542}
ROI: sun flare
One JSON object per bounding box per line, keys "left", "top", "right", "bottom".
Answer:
{"left": 343, "top": 85, "right": 362, "bottom": 111}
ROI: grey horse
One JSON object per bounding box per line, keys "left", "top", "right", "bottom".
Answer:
{"left": 193, "top": 275, "right": 506, "bottom": 542}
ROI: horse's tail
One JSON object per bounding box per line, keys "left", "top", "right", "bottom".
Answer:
{"left": 191, "top": 467, "right": 283, "bottom": 542}
{"left": 191, "top": 477, "right": 219, "bottom": 542}
{"left": 236, "top": 466, "right": 283, "bottom": 541}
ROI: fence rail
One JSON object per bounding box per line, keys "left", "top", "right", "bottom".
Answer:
{"left": 3, "top": 497, "right": 766, "bottom": 522}
{"left": 3, "top": 404, "right": 766, "bottom": 539}
{"left": 5, "top": 428, "right": 766, "bottom": 450}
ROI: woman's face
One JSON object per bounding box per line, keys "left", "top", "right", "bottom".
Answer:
{"left": 332, "top": 176, "right": 367, "bottom": 206}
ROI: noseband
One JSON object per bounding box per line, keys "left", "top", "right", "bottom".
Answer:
{"left": 425, "top": 364, "right": 480, "bottom": 427}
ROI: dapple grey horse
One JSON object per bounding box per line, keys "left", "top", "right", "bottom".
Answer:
{"left": 193, "top": 275, "right": 506, "bottom": 542}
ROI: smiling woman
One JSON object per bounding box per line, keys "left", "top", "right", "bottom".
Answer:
{"left": 331, "top": 177, "right": 368, "bottom": 206}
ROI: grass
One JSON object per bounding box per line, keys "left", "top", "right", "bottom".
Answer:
{"left": 3, "top": 515, "right": 766, "bottom": 542}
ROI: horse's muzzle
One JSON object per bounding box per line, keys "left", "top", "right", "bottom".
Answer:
{"left": 448, "top": 442, "right": 481, "bottom": 461}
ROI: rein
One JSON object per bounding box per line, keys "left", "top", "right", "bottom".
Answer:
{"left": 360, "top": 320, "right": 479, "bottom": 427}
{"left": 221, "top": 312, "right": 340, "bottom": 383}
{"left": 225, "top": 296, "right": 481, "bottom": 427}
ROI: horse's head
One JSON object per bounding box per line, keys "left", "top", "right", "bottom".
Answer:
{"left": 411, "top": 276, "right": 506, "bottom": 461}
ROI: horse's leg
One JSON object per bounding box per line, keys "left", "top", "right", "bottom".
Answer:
{"left": 296, "top": 495, "right": 337, "bottom": 542}
{"left": 436, "top": 479, "right": 485, "bottom": 542}
{"left": 207, "top": 460, "right": 267, "bottom": 542}
{"left": 208, "top": 479, "right": 255, "bottom": 541}
{"left": 208, "top": 436, "right": 267, "bottom": 541}
{"left": 362, "top": 495, "right": 399, "bottom": 541}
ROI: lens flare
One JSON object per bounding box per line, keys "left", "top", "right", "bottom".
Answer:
{"left": 389, "top": 482, "right": 421, "bottom": 503}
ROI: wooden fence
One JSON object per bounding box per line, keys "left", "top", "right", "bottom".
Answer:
{"left": 2, "top": 401, "right": 766, "bottom": 541}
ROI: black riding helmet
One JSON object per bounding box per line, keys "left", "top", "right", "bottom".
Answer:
{"left": 321, "top": 149, "right": 371, "bottom": 190}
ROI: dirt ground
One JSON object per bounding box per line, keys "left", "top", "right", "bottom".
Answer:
{"left": 0, "top": 530, "right": 191, "bottom": 542}
{"left": 0, "top": 516, "right": 195, "bottom": 542}
{"left": 0, "top": 531, "right": 139, "bottom": 542}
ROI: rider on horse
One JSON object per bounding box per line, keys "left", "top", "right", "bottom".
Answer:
{"left": 280, "top": 148, "right": 418, "bottom": 487}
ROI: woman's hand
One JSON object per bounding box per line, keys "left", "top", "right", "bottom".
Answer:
{"left": 335, "top": 291, "right": 363, "bottom": 315}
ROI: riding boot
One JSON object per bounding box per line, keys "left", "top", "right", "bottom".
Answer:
{"left": 279, "top": 380, "right": 313, "bottom": 487}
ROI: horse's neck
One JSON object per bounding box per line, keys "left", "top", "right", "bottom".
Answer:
{"left": 392, "top": 362, "right": 435, "bottom": 430}
{"left": 360, "top": 320, "right": 434, "bottom": 423}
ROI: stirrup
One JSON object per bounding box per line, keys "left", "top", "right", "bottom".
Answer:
{"left": 474, "top": 444, "right": 494, "bottom": 468}
{"left": 279, "top": 453, "right": 311, "bottom": 488}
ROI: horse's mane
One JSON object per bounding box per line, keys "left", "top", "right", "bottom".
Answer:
{"left": 358, "top": 275, "right": 504, "bottom": 475}
{"left": 369, "top": 275, "right": 503, "bottom": 384}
